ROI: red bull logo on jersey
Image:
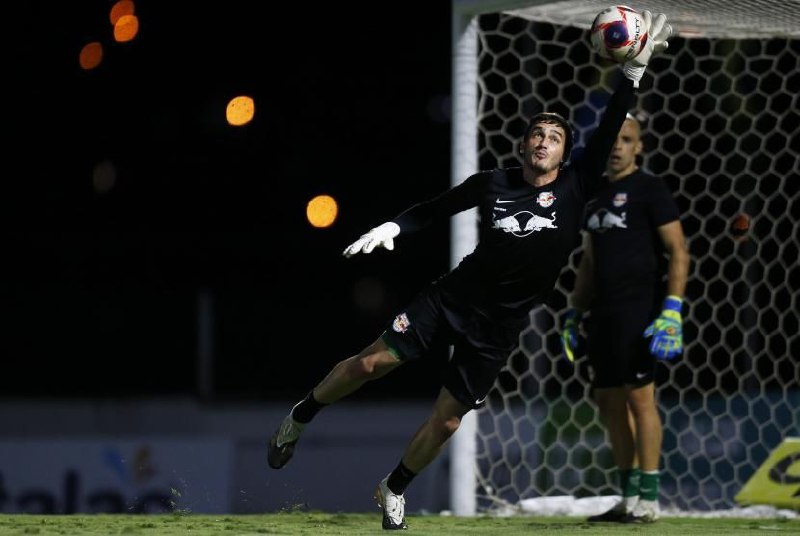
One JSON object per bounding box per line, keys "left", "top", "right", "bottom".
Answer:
{"left": 537, "top": 191, "right": 556, "bottom": 208}
{"left": 493, "top": 211, "right": 558, "bottom": 236}
{"left": 613, "top": 192, "right": 628, "bottom": 207}
{"left": 392, "top": 313, "right": 411, "bottom": 333}
{"left": 587, "top": 208, "right": 628, "bottom": 232}
{"left": 525, "top": 212, "right": 558, "bottom": 231}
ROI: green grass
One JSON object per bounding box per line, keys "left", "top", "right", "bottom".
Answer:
{"left": 0, "top": 513, "right": 797, "bottom": 535}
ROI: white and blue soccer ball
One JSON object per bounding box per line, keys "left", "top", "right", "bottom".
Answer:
{"left": 590, "top": 5, "right": 647, "bottom": 64}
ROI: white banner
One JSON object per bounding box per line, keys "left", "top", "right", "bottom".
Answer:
{"left": 0, "top": 438, "right": 233, "bottom": 513}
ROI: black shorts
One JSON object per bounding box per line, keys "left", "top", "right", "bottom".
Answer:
{"left": 586, "top": 302, "right": 658, "bottom": 389}
{"left": 380, "top": 281, "right": 525, "bottom": 409}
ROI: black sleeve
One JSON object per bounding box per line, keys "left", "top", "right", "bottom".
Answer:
{"left": 648, "top": 176, "right": 681, "bottom": 227}
{"left": 391, "top": 173, "right": 485, "bottom": 234}
{"left": 573, "top": 76, "right": 637, "bottom": 201}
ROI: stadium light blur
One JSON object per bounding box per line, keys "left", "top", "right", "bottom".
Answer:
{"left": 79, "top": 41, "right": 103, "bottom": 70}
{"left": 114, "top": 14, "right": 139, "bottom": 43}
{"left": 225, "top": 96, "right": 255, "bottom": 126}
{"left": 109, "top": 0, "right": 135, "bottom": 26}
{"left": 306, "top": 195, "right": 338, "bottom": 228}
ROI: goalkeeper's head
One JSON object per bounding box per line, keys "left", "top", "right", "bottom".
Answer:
{"left": 522, "top": 112, "right": 574, "bottom": 168}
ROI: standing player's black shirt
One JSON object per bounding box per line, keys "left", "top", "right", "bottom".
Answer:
{"left": 391, "top": 78, "right": 637, "bottom": 323}
{"left": 583, "top": 168, "right": 681, "bottom": 310}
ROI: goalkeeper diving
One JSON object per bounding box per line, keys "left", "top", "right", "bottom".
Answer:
{"left": 268, "top": 9, "right": 675, "bottom": 532}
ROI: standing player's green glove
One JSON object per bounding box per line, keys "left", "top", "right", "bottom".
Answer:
{"left": 560, "top": 308, "right": 584, "bottom": 363}
{"left": 643, "top": 295, "right": 683, "bottom": 360}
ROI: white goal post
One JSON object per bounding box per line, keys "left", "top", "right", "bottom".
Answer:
{"left": 449, "top": 0, "right": 800, "bottom": 517}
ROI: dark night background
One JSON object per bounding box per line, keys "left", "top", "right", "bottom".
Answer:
{"left": 3, "top": 1, "right": 454, "bottom": 401}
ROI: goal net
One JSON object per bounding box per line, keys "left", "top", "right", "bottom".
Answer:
{"left": 450, "top": 0, "right": 800, "bottom": 514}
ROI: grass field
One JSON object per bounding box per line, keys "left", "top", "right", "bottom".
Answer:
{"left": 0, "top": 512, "right": 797, "bottom": 535}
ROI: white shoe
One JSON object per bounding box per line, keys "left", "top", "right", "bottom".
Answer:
{"left": 622, "top": 499, "right": 660, "bottom": 523}
{"left": 374, "top": 476, "right": 408, "bottom": 530}
{"left": 267, "top": 414, "right": 304, "bottom": 469}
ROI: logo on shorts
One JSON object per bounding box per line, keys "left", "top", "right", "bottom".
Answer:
{"left": 636, "top": 371, "right": 648, "bottom": 379}
{"left": 392, "top": 312, "right": 411, "bottom": 333}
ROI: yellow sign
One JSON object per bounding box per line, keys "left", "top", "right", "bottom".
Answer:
{"left": 735, "top": 437, "right": 800, "bottom": 510}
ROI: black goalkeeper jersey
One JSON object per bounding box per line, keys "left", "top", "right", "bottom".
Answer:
{"left": 583, "top": 168, "right": 681, "bottom": 308}
{"left": 391, "top": 78, "right": 637, "bottom": 322}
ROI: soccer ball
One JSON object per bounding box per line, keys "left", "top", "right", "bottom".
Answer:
{"left": 590, "top": 5, "right": 647, "bottom": 63}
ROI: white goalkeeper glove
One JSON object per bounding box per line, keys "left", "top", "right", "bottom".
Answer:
{"left": 623, "top": 10, "right": 673, "bottom": 88}
{"left": 342, "top": 222, "right": 401, "bottom": 258}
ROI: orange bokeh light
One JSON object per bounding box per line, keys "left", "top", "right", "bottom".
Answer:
{"left": 226, "top": 96, "right": 255, "bottom": 126}
{"left": 307, "top": 195, "right": 339, "bottom": 228}
{"left": 114, "top": 14, "right": 139, "bottom": 42}
{"left": 79, "top": 41, "right": 103, "bottom": 70}
{"left": 110, "top": 0, "right": 135, "bottom": 25}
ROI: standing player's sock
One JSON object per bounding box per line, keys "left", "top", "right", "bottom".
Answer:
{"left": 621, "top": 468, "right": 641, "bottom": 511}
{"left": 639, "top": 470, "right": 659, "bottom": 501}
{"left": 290, "top": 390, "right": 327, "bottom": 424}
{"left": 386, "top": 460, "right": 417, "bottom": 495}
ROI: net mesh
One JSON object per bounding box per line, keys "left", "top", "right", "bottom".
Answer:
{"left": 473, "top": 9, "right": 800, "bottom": 512}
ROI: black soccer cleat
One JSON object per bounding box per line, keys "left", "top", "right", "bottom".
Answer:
{"left": 587, "top": 504, "right": 629, "bottom": 522}
{"left": 267, "top": 415, "right": 304, "bottom": 469}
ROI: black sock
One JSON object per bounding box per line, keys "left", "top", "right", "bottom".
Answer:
{"left": 290, "top": 390, "right": 327, "bottom": 424}
{"left": 386, "top": 461, "right": 417, "bottom": 495}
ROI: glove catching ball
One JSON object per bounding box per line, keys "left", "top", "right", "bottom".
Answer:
{"left": 590, "top": 5, "right": 647, "bottom": 64}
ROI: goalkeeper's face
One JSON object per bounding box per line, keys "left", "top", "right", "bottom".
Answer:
{"left": 521, "top": 121, "right": 566, "bottom": 174}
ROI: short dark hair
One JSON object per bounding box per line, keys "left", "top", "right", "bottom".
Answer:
{"left": 523, "top": 112, "right": 574, "bottom": 164}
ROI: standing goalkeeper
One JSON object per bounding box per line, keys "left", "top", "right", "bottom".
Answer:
{"left": 268, "top": 11, "right": 672, "bottom": 531}
{"left": 561, "top": 113, "right": 689, "bottom": 523}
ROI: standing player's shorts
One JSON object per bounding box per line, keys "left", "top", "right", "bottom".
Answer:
{"left": 585, "top": 300, "right": 659, "bottom": 389}
{"left": 381, "top": 281, "right": 526, "bottom": 409}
